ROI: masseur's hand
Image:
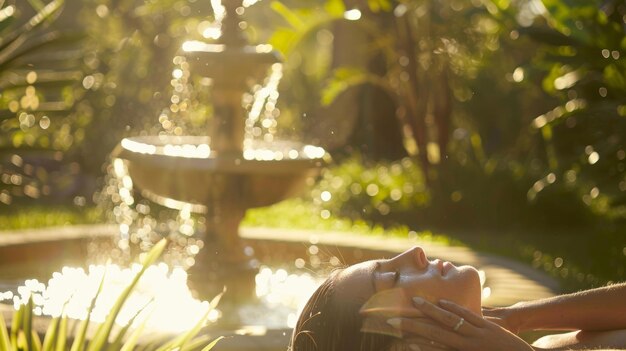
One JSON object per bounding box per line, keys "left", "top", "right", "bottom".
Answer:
{"left": 387, "top": 298, "right": 535, "bottom": 351}
{"left": 482, "top": 305, "right": 522, "bottom": 334}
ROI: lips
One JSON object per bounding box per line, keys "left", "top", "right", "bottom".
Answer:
{"left": 442, "top": 261, "right": 454, "bottom": 276}
{"left": 431, "top": 259, "right": 444, "bottom": 276}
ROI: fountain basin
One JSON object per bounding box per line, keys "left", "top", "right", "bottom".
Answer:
{"left": 112, "top": 136, "right": 326, "bottom": 211}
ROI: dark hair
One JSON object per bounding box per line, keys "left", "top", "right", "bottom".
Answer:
{"left": 289, "top": 269, "right": 395, "bottom": 351}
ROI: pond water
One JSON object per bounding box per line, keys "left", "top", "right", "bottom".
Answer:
{"left": 0, "top": 253, "right": 323, "bottom": 333}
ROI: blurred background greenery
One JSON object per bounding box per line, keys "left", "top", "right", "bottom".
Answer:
{"left": 0, "top": 0, "right": 625, "bottom": 292}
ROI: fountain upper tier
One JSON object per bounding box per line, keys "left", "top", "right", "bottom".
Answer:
{"left": 113, "top": 135, "right": 325, "bottom": 212}
{"left": 182, "top": 41, "right": 281, "bottom": 86}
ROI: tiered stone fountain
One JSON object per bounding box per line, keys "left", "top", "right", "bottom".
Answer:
{"left": 112, "top": 0, "right": 326, "bottom": 301}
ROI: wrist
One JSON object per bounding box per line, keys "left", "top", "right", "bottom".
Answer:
{"left": 507, "top": 302, "right": 531, "bottom": 332}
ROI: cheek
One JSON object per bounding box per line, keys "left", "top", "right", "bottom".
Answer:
{"left": 399, "top": 275, "right": 443, "bottom": 303}
{"left": 447, "top": 267, "right": 482, "bottom": 312}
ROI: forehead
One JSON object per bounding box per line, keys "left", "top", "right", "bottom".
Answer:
{"left": 334, "top": 260, "right": 378, "bottom": 304}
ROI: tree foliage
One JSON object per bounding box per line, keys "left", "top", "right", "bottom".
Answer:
{"left": 0, "top": 0, "right": 86, "bottom": 206}
{"left": 519, "top": 0, "right": 626, "bottom": 217}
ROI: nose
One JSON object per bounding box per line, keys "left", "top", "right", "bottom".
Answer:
{"left": 390, "top": 246, "right": 428, "bottom": 269}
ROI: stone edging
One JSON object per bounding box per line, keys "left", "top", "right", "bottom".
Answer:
{"left": 0, "top": 224, "right": 559, "bottom": 307}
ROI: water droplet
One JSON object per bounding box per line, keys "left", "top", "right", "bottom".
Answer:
{"left": 26, "top": 71, "right": 37, "bottom": 84}
{"left": 512, "top": 67, "right": 524, "bottom": 82}
{"left": 588, "top": 152, "right": 599, "bottom": 165}
{"left": 294, "top": 258, "right": 305, "bottom": 269}
{"left": 366, "top": 183, "right": 379, "bottom": 196}
{"left": 554, "top": 257, "right": 563, "bottom": 268}
{"left": 320, "top": 191, "right": 332, "bottom": 202}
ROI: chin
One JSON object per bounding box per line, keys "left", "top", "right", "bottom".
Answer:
{"left": 457, "top": 265, "right": 482, "bottom": 314}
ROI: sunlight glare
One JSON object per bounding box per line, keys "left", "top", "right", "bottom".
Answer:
{"left": 242, "top": 266, "right": 322, "bottom": 328}
{"left": 182, "top": 41, "right": 225, "bottom": 53}
{"left": 121, "top": 138, "right": 157, "bottom": 155}
{"left": 202, "top": 25, "right": 222, "bottom": 40}
{"left": 2, "top": 264, "right": 214, "bottom": 333}
{"left": 211, "top": 0, "right": 226, "bottom": 22}
{"left": 242, "top": 0, "right": 261, "bottom": 7}
{"left": 481, "top": 286, "right": 492, "bottom": 300}
{"left": 344, "top": 9, "right": 362, "bottom": 21}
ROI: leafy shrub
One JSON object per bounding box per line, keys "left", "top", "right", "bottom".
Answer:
{"left": 505, "top": 0, "right": 626, "bottom": 218}
{"left": 312, "top": 156, "right": 430, "bottom": 223}
{"left": 0, "top": 0, "right": 87, "bottom": 207}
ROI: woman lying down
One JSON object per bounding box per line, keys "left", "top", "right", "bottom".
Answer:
{"left": 289, "top": 246, "right": 626, "bottom": 351}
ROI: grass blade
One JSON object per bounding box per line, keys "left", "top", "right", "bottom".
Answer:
{"left": 199, "top": 336, "right": 224, "bottom": 351}
{"left": 10, "top": 303, "right": 23, "bottom": 350}
{"left": 70, "top": 267, "right": 107, "bottom": 351}
{"left": 181, "top": 334, "right": 227, "bottom": 351}
{"left": 107, "top": 299, "right": 152, "bottom": 351}
{"left": 154, "top": 289, "right": 224, "bottom": 351}
{"left": 17, "top": 331, "right": 27, "bottom": 350}
{"left": 86, "top": 239, "right": 168, "bottom": 351}
{"left": 179, "top": 334, "right": 212, "bottom": 351}
{"left": 0, "top": 310, "right": 10, "bottom": 351}
{"left": 30, "top": 330, "right": 41, "bottom": 351}
{"left": 119, "top": 314, "right": 150, "bottom": 351}
{"left": 69, "top": 319, "right": 87, "bottom": 351}
{"left": 54, "top": 315, "right": 67, "bottom": 351}
{"left": 41, "top": 317, "right": 59, "bottom": 351}
{"left": 22, "top": 296, "right": 34, "bottom": 351}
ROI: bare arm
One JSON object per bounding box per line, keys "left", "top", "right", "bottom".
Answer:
{"left": 390, "top": 297, "right": 626, "bottom": 351}
{"left": 487, "top": 283, "right": 626, "bottom": 332}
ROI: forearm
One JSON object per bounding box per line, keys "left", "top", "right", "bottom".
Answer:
{"left": 533, "top": 348, "right": 626, "bottom": 351}
{"left": 531, "top": 329, "right": 626, "bottom": 350}
{"left": 511, "top": 283, "right": 626, "bottom": 331}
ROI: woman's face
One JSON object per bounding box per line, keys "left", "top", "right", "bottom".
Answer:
{"left": 333, "top": 246, "right": 482, "bottom": 315}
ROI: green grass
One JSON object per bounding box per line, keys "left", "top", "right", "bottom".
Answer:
{"left": 0, "top": 206, "right": 103, "bottom": 231}
{"left": 245, "top": 198, "right": 626, "bottom": 293}
{"left": 243, "top": 198, "right": 456, "bottom": 246}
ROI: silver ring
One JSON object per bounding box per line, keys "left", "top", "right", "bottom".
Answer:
{"left": 453, "top": 317, "right": 465, "bottom": 331}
